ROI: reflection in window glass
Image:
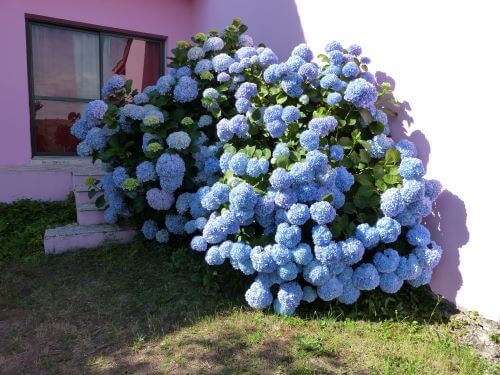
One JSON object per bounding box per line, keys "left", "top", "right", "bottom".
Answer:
{"left": 31, "top": 24, "right": 100, "bottom": 99}
{"left": 34, "top": 100, "right": 86, "bottom": 153}
{"left": 28, "top": 21, "right": 163, "bottom": 154}
{"left": 103, "top": 35, "right": 161, "bottom": 91}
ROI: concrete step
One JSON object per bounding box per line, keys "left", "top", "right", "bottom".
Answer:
{"left": 74, "top": 185, "right": 102, "bottom": 206}
{"left": 44, "top": 223, "right": 136, "bottom": 254}
{"left": 72, "top": 171, "right": 106, "bottom": 188}
{"left": 76, "top": 203, "right": 106, "bottom": 225}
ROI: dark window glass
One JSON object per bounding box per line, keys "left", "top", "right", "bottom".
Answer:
{"left": 34, "top": 100, "right": 86, "bottom": 153}
{"left": 28, "top": 21, "right": 164, "bottom": 155}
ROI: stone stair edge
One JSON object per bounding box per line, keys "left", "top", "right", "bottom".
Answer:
{"left": 45, "top": 223, "right": 137, "bottom": 238}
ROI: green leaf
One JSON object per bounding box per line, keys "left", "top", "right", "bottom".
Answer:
{"left": 359, "top": 149, "right": 371, "bottom": 163}
{"left": 369, "top": 121, "right": 385, "bottom": 135}
{"left": 384, "top": 149, "right": 400, "bottom": 165}
{"left": 359, "top": 108, "right": 372, "bottom": 124}
{"left": 95, "top": 195, "right": 106, "bottom": 208}
{"left": 356, "top": 173, "right": 373, "bottom": 187}
{"left": 263, "top": 148, "right": 272, "bottom": 159}
{"left": 338, "top": 137, "right": 353, "bottom": 148}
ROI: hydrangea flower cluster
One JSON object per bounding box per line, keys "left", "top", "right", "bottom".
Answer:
{"left": 73, "top": 19, "right": 444, "bottom": 315}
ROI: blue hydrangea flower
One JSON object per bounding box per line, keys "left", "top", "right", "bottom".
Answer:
{"left": 273, "top": 143, "right": 290, "bottom": 159}
{"left": 276, "top": 282, "right": 303, "bottom": 314}
{"left": 112, "top": 167, "right": 129, "bottom": 188}
{"left": 235, "top": 97, "right": 251, "bottom": 113}
{"left": 300, "top": 130, "right": 320, "bottom": 151}
{"left": 167, "top": 131, "right": 191, "bottom": 150}
{"left": 101, "top": 75, "right": 125, "bottom": 97}
{"left": 407, "top": 224, "right": 431, "bottom": 246}
{"left": 229, "top": 115, "right": 249, "bottom": 137}
{"left": 205, "top": 246, "right": 225, "bottom": 265}
{"left": 298, "top": 62, "right": 319, "bottom": 81}
{"left": 146, "top": 188, "right": 174, "bottom": 211}
{"left": 250, "top": 246, "right": 277, "bottom": 273}
{"left": 198, "top": 114, "right": 213, "bottom": 128}
{"left": 399, "top": 157, "right": 425, "bottom": 180}
{"left": 187, "top": 46, "right": 205, "bottom": 60}
{"left": 76, "top": 142, "right": 92, "bottom": 157}
{"left": 354, "top": 223, "right": 380, "bottom": 249}
{"left": 380, "top": 188, "right": 405, "bottom": 217}
{"left": 414, "top": 243, "right": 442, "bottom": 269}
{"left": 292, "top": 243, "right": 313, "bottom": 266}
{"left": 401, "top": 179, "right": 424, "bottom": 203}
{"left": 212, "top": 53, "right": 234, "bottom": 73}
{"left": 275, "top": 223, "right": 301, "bottom": 249}
{"left": 310, "top": 201, "right": 335, "bottom": 224}
{"left": 308, "top": 116, "right": 338, "bottom": 136}
{"left": 235, "top": 82, "right": 257, "bottom": 99}
{"left": 408, "top": 267, "right": 433, "bottom": 287}
{"left": 291, "top": 43, "right": 314, "bottom": 62}
{"left": 133, "top": 92, "right": 149, "bottom": 105}
{"left": 369, "top": 134, "right": 395, "bottom": 158}
{"left": 281, "top": 106, "right": 300, "bottom": 124}
{"left": 285, "top": 203, "right": 310, "bottom": 225}
{"left": 156, "top": 153, "right": 185, "bottom": 178}
{"left": 347, "top": 44, "right": 362, "bottom": 56}
{"left": 173, "top": 76, "right": 198, "bottom": 103}
{"left": 342, "top": 61, "right": 360, "bottom": 78}
{"left": 376, "top": 217, "right": 401, "bottom": 243}
{"left": 395, "top": 254, "right": 422, "bottom": 280}
{"left": 352, "top": 263, "right": 380, "bottom": 290}
{"left": 156, "top": 75, "right": 176, "bottom": 94}
{"left": 424, "top": 179, "right": 442, "bottom": 201}
{"left": 329, "top": 145, "right": 344, "bottom": 161}
{"left": 245, "top": 282, "right": 273, "bottom": 309}
{"left": 165, "top": 216, "right": 187, "bottom": 237}
{"left": 136, "top": 161, "right": 156, "bottom": 182}
{"left": 317, "top": 276, "right": 343, "bottom": 301}
{"left": 326, "top": 92, "right": 342, "bottom": 106}
{"left": 335, "top": 166, "right": 355, "bottom": 192}
{"left": 191, "top": 235, "right": 208, "bottom": 252}
{"left": 86, "top": 100, "right": 107, "bottom": 122}
{"left": 267, "top": 120, "right": 287, "bottom": 138}
{"left": 341, "top": 238, "right": 365, "bottom": 266}
{"left": 325, "top": 40, "right": 343, "bottom": 53}
{"left": 84, "top": 127, "right": 107, "bottom": 151}
{"left": 228, "top": 153, "right": 249, "bottom": 176}
{"left": 320, "top": 74, "right": 343, "bottom": 91}
{"left": 203, "top": 36, "right": 224, "bottom": 52}
{"left": 379, "top": 272, "right": 403, "bottom": 294}
{"left": 258, "top": 48, "right": 279, "bottom": 66}
{"left": 373, "top": 248, "right": 400, "bottom": 273}
{"left": 141, "top": 220, "right": 158, "bottom": 240}
{"left": 344, "top": 78, "right": 378, "bottom": 108}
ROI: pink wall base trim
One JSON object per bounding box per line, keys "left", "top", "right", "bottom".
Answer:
{"left": 0, "top": 170, "right": 72, "bottom": 202}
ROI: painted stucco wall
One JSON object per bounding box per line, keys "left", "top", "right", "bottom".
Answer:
{"left": 0, "top": 0, "right": 194, "bottom": 166}
{"left": 193, "top": 0, "right": 500, "bottom": 321}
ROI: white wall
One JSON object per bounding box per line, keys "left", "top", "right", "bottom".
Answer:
{"left": 193, "top": 0, "right": 500, "bottom": 321}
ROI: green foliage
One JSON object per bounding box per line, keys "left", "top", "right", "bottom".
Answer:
{"left": 0, "top": 195, "right": 76, "bottom": 265}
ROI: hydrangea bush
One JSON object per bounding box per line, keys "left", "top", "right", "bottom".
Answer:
{"left": 73, "top": 19, "right": 443, "bottom": 315}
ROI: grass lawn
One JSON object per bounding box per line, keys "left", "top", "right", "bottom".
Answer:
{"left": 0, "top": 197, "right": 498, "bottom": 374}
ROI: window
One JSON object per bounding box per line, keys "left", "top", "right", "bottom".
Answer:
{"left": 27, "top": 20, "right": 164, "bottom": 155}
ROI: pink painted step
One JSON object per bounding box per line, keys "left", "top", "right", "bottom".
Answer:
{"left": 77, "top": 203, "right": 105, "bottom": 225}
{"left": 44, "top": 223, "right": 136, "bottom": 254}
{"left": 74, "top": 185, "right": 102, "bottom": 206}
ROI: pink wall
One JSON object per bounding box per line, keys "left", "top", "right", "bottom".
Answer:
{"left": 0, "top": 0, "right": 195, "bottom": 166}
{"left": 193, "top": 0, "right": 500, "bottom": 322}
